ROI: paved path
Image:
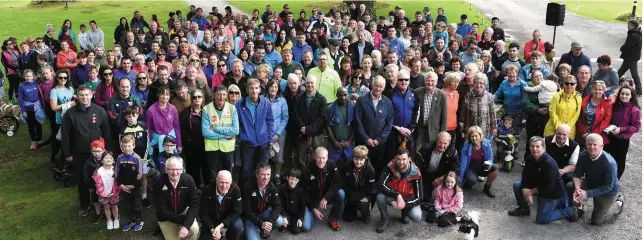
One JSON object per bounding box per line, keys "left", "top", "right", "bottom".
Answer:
{"left": 185, "top": 0, "right": 248, "bottom": 16}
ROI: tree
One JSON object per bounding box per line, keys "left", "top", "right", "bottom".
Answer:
{"left": 344, "top": 0, "right": 377, "bottom": 19}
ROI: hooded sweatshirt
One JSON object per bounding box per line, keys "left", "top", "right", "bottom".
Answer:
{"left": 18, "top": 80, "right": 40, "bottom": 112}
{"left": 86, "top": 28, "right": 105, "bottom": 50}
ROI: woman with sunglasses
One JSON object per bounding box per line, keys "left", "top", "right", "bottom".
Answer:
{"left": 346, "top": 69, "right": 370, "bottom": 97}
{"left": 180, "top": 89, "right": 209, "bottom": 187}
{"left": 2, "top": 38, "right": 21, "bottom": 102}
{"left": 94, "top": 69, "right": 116, "bottom": 109}
{"left": 188, "top": 54, "right": 208, "bottom": 80}
{"left": 544, "top": 75, "right": 583, "bottom": 139}
{"left": 49, "top": 70, "right": 75, "bottom": 162}
{"left": 576, "top": 81, "right": 613, "bottom": 150}
{"left": 132, "top": 72, "right": 150, "bottom": 110}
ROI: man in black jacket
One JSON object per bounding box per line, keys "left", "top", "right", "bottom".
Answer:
{"left": 278, "top": 169, "right": 310, "bottom": 233}
{"left": 618, "top": 19, "right": 642, "bottom": 95}
{"left": 294, "top": 75, "right": 327, "bottom": 169}
{"left": 508, "top": 136, "right": 578, "bottom": 224}
{"left": 300, "top": 147, "right": 345, "bottom": 231}
{"left": 200, "top": 170, "right": 243, "bottom": 240}
{"left": 61, "top": 85, "right": 111, "bottom": 217}
{"left": 348, "top": 30, "right": 374, "bottom": 69}
{"left": 243, "top": 163, "right": 283, "bottom": 239}
{"left": 341, "top": 145, "right": 375, "bottom": 224}
{"left": 155, "top": 157, "right": 200, "bottom": 240}
{"left": 284, "top": 73, "right": 305, "bottom": 169}
{"left": 417, "top": 132, "right": 459, "bottom": 201}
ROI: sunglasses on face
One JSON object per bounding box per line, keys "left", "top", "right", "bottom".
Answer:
{"left": 193, "top": 95, "right": 203, "bottom": 99}
{"left": 191, "top": 59, "right": 199, "bottom": 62}
{"left": 399, "top": 78, "right": 410, "bottom": 82}
{"left": 228, "top": 91, "right": 240, "bottom": 95}
{"left": 58, "top": 76, "right": 68, "bottom": 80}
{"left": 137, "top": 77, "right": 147, "bottom": 80}
{"left": 218, "top": 64, "right": 226, "bottom": 67}
{"left": 564, "top": 82, "right": 577, "bottom": 86}
{"left": 103, "top": 72, "right": 113, "bottom": 76}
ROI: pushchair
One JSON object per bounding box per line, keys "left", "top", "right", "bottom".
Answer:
{"left": 52, "top": 158, "right": 77, "bottom": 187}
{"left": 494, "top": 104, "right": 519, "bottom": 172}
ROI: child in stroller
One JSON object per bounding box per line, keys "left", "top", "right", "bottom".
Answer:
{"left": 495, "top": 115, "right": 519, "bottom": 172}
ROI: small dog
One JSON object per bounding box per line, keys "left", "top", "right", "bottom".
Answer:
{"left": 458, "top": 211, "right": 480, "bottom": 240}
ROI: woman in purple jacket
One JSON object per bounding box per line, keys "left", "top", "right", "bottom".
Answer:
{"left": 606, "top": 85, "right": 641, "bottom": 179}
{"left": 146, "top": 86, "right": 182, "bottom": 163}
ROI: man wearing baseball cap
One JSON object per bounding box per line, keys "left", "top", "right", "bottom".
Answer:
{"left": 557, "top": 41, "right": 592, "bottom": 76}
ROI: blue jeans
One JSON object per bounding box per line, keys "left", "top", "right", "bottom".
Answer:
{"left": 512, "top": 181, "right": 573, "bottom": 224}
{"left": 244, "top": 208, "right": 284, "bottom": 240}
{"left": 240, "top": 142, "right": 269, "bottom": 179}
{"left": 282, "top": 207, "right": 314, "bottom": 234}
{"left": 317, "top": 189, "right": 345, "bottom": 221}
{"left": 199, "top": 218, "right": 243, "bottom": 240}
{"left": 376, "top": 193, "right": 422, "bottom": 222}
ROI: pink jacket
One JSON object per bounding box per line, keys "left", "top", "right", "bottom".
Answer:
{"left": 434, "top": 185, "right": 463, "bottom": 214}
{"left": 92, "top": 171, "right": 120, "bottom": 198}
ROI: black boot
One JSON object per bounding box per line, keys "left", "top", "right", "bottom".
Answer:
{"left": 483, "top": 184, "right": 495, "bottom": 198}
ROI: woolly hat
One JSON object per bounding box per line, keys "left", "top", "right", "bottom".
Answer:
{"left": 90, "top": 138, "right": 105, "bottom": 149}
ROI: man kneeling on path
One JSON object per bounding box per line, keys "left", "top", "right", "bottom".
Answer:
{"left": 375, "top": 148, "right": 423, "bottom": 233}
{"left": 508, "top": 136, "right": 579, "bottom": 224}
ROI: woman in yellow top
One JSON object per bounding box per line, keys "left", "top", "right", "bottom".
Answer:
{"left": 274, "top": 30, "right": 293, "bottom": 53}
{"left": 544, "top": 75, "right": 583, "bottom": 138}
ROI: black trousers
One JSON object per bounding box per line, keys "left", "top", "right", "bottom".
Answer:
{"left": 73, "top": 152, "right": 91, "bottom": 208}
{"left": 366, "top": 143, "right": 387, "bottom": 179}
{"left": 205, "top": 150, "right": 234, "bottom": 186}
{"left": 121, "top": 183, "right": 143, "bottom": 221}
{"left": 422, "top": 171, "right": 441, "bottom": 201}
{"left": 524, "top": 119, "right": 547, "bottom": 159}
{"left": 49, "top": 111, "right": 60, "bottom": 162}
{"left": 618, "top": 60, "right": 642, "bottom": 94}
{"left": 25, "top": 111, "right": 42, "bottom": 142}
{"left": 606, "top": 135, "right": 631, "bottom": 179}
{"left": 185, "top": 147, "right": 207, "bottom": 187}
{"left": 7, "top": 75, "right": 21, "bottom": 100}
{"left": 344, "top": 201, "right": 370, "bottom": 222}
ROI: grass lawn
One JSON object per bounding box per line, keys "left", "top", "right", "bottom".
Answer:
{"left": 551, "top": 0, "right": 639, "bottom": 22}
{"left": 0, "top": 2, "right": 190, "bottom": 239}
{"left": 230, "top": 0, "right": 492, "bottom": 28}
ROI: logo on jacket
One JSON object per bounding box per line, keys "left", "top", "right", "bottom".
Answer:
{"left": 162, "top": 185, "right": 168, "bottom": 191}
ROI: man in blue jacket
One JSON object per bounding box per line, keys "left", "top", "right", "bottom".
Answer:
{"left": 566, "top": 133, "right": 624, "bottom": 225}
{"left": 508, "top": 136, "right": 579, "bottom": 224}
{"left": 557, "top": 41, "right": 591, "bottom": 76}
{"left": 190, "top": 8, "right": 207, "bottom": 30}
{"left": 236, "top": 79, "right": 275, "bottom": 184}
{"left": 355, "top": 76, "right": 393, "bottom": 176}
{"left": 291, "top": 31, "right": 312, "bottom": 63}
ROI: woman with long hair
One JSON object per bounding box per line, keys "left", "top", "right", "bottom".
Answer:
{"left": 132, "top": 71, "right": 150, "bottom": 108}
{"left": 265, "top": 80, "right": 288, "bottom": 184}
{"left": 346, "top": 69, "right": 370, "bottom": 97}
{"left": 180, "top": 89, "right": 207, "bottom": 187}
{"left": 274, "top": 29, "right": 292, "bottom": 53}
{"left": 338, "top": 56, "right": 352, "bottom": 86}
{"left": 114, "top": 17, "right": 130, "bottom": 44}
{"left": 2, "top": 38, "right": 21, "bottom": 102}
{"left": 605, "top": 85, "right": 641, "bottom": 179}
{"left": 57, "top": 19, "right": 78, "bottom": 46}
{"left": 49, "top": 70, "right": 75, "bottom": 162}
{"left": 94, "top": 68, "right": 116, "bottom": 108}
{"left": 576, "top": 81, "right": 613, "bottom": 149}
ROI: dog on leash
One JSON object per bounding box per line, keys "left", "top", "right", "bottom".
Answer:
{"left": 458, "top": 211, "right": 480, "bottom": 240}
{"left": 0, "top": 99, "right": 21, "bottom": 119}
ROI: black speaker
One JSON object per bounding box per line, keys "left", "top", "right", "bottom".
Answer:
{"left": 546, "top": 3, "right": 566, "bottom": 26}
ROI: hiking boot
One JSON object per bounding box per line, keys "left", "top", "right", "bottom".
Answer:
{"left": 142, "top": 198, "right": 151, "bottom": 208}
{"left": 78, "top": 206, "right": 90, "bottom": 217}
{"left": 328, "top": 218, "right": 341, "bottom": 231}
{"left": 133, "top": 220, "right": 144, "bottom": 231}
{"left": 122, "top": 221, "right": 135, "bottom": 231}
{"left": 568, "top": 206, "right": 579, "bottom": 222}
{"left": 615, "top": 194, "right": 625, "bottom": 215}
{"left": 362, "top": 214, "right": 372, "bottom": 224}
{"left": 483, "top": 185, "right": 496, "bottom": 198}
{"left": 376, "top": 218, "right": 389, "bottom": 233}
{"left": 93, "top": 213, "right": 102, "bottom": 224}
{"left": 508, "top": 207, "right": 530, "bottom": 216}
{"left": 399, "top": 213, "right": 411, "bottom": 224}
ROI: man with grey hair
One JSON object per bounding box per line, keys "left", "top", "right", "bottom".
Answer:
{"left": 283, "top": 73, "right": 305, "bottom": 168}
{"left": 300, "top": 147, "right": 344, "bottom": 230}
{"left": 348, "top": 29, "right": 374, "bottom": 69}
{"left": 187, "top": 22, "right": 204, "bottom": 45}
{"left": 508, "top": 136, "right": 579, "bottom": 224}
{"left": 545, "top": 124, "right": 579, "bottom": 184}
{"left": 417, "top": 131, "right": 459, "bottom": 212}
{"left": 383, "top": 64, "right": 400, "bottom": 99}
{"left": 183, "top": 64, "right": 213, "bottom": 103}
{"left": 223, "top": 59, "right": 250, "bottom": 96}
{"left": 355, "top": 76, "right": 393, "bottom": 176}
{"left": 200, "top": 170, "right": 244, "bottom": 240}
{"left": 155, "top": 156, "right": 200, "bottom": 240}
{"left": 410, "top": 71, "right": 447, "bottom": 152}
{"left": 566, "top": 133, "right": 623, "bottom": 225}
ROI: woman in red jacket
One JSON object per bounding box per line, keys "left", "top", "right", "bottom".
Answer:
{"left": 576, "top": 81, "right": 612, "bottom": 149}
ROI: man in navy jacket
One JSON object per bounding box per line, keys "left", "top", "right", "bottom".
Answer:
{"left": 355, "top": 76, "right": 393, "bottom": 176}
{"left": 236, "top": 79, "right": 274, "bottom": 184}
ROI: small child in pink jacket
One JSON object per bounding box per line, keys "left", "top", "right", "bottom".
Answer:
{"left": 93, "top": 152, "right": 121, "bottom": 230}
{"left": 433, "top": 171, "right": 464, "bottom": 227}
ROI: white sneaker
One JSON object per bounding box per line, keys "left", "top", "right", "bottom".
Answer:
{"left": 113, "top": 219, "right": 120, "bottom": 230}
{"left": 107, "top": 220, "right": 114, "bottom": 230}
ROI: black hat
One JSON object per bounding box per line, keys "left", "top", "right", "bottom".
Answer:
{"left": 379, "top": 15, "right": 386, "bottom": 20}
{"left": 461, "top": 14, "right": 468, "bottom": 19}
{"left": 388, "top": 11, "right": 395, "bottom": 16}
{"left": 163, "top": 135, "right": 177, "bottom": 144}
{"left": 329, "top": 39, "right": 340, "bottom": 46}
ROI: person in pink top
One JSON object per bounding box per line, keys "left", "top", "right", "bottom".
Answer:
{"left": 432, "top": 171, "right": 463, "bottom": 227}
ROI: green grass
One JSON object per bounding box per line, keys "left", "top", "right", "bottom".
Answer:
{"left": 230, "top": 0, "right": 492, "bottom": 28}
{"left": 551, "top": 0, "right": 639, "bottom": 22}
{"left": 0, "top": 2, "right": 189, "bottom": 239}
{"left": 0, "top": 0, "right": 187, "bottom": 50}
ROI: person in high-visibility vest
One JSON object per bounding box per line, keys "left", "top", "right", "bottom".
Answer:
{"left": 202, "top": 84, "right": 239, "bottom": 185}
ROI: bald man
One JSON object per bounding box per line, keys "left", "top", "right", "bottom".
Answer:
{"left": 200, "top": 170, "right": 244, "bottom": 240}
{"left": 545, "top": 124, "right": 579, "bottom": 184}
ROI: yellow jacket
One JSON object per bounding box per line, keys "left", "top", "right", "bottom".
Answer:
{"left": 544, "top": 90, "right": 582, "bottom": 138}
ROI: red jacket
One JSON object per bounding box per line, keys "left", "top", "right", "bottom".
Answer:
{"left": 378, "top": 159, "right": 423, "bottom": 206}
{"left": 576, "top": 95, "right": 613, "bottom": 145}
{"left": 524, "top": 40, "right": 545, "bottom": 63}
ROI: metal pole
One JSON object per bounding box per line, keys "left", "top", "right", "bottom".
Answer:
{"left": 470, "top": 3, "right": 472, "bottom": 10}
{"left": 552, "top": 26, "right": 557, "bottom": 47}
{"left": 632, "top": 1, "right": 638, "bottom": 18}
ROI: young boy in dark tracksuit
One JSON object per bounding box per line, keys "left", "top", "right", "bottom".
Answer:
{"left": 278, "top": 169, "right": 309, "bottom": 234}
{"left": 119, "top": 106, "right": 152, "bottom": 208}
{"left": 116, "top": 135, "right": 144, "bottom": 232}
{"left": 341, "top": 145, "right": 376, "bottom": 223}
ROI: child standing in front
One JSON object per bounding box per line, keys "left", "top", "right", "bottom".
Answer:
{"left": 83, "top": 138, "right": 106, "bottom": 224}
{"left": 115, "top": 135, "right": 144, "bottom": 232}
{"left": 93, "top": 151, "right": 120, "bottom": 230}
{"left": 119, "top": 105, "right": 152, "bottom": 208}
{"left": 433, "top": 171, "right": 464, "bottom": 227}
{"left": 18, "top": 70, "right": 44, "bottom": 149}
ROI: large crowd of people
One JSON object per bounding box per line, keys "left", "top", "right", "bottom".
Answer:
{"left": 1, "top": 2, "right": 641, "bottom": 239}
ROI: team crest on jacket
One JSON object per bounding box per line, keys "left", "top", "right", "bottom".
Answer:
{"left": 92, "top": 114, "right": 96, "bottom": 124}
{"left": 162, "top": 185, "right": 168, "bottom": 191}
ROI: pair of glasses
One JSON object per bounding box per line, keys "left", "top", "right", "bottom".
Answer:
{"left": 164, "top": 144, "right": 176, "bottom": 147}
{"left": 218, "top": 64, "right": 226, "bottom": 67}
{"left": 399, "top": 78, "right": 410, "bottom": 82}
{"left": 228, "top": 91, "right": 240, "bottom": 95}
{"left": 103, "top": 72, "right": 113, "bottom": 76}
{"left": 137, "top": 77, "right": 147, "bottom": 80}
{"left": 58, "top": 77, "right": 68, "bottom": 80}
{"left": 564, "top": 82, "right": 577, "bottom": 86}
{"left": 191, "top": 59, "right": 199, "bottom": 62}
{"left": 193, "top": 95, "right": 203, "bottom": 99}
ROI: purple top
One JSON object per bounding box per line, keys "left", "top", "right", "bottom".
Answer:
{"left": 146, "top": 102, "right": 182, "bottom": 147}
{"left": 611, "top": 102, "right": 641, "bottom": 139}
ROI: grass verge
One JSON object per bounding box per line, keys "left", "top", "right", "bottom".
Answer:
{"left": 551, "top": 0, "right": 639, "bottom": 22}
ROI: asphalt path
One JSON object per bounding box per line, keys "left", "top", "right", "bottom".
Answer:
{"left": 132, "top": 1, "right": 642, "bottom": 239}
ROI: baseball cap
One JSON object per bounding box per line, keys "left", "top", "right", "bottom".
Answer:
{"left": 163, "top": 135, "right": 177, "bottom": 144}
{"left": 571, "top": 41, "right": 584, "bottom": 49}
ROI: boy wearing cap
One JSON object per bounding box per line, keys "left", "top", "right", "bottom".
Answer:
{"left": 83, "top": 138, "right": 107, "bottom": 224}
{"left": 278, "top": 169, "right": 311, "bottom": 234}
{"left": 456, "top": 14, "right": 471, "bottom": 37}
{"left": 157, "top": 135, "right": 180, "bottom": 175}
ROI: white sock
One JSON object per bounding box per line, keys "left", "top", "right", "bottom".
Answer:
{"left": 142, "top": 193, "right": 147, "bottom": 199}
{"left": 456, "top": 217, "right": 462, "bottom": 222}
